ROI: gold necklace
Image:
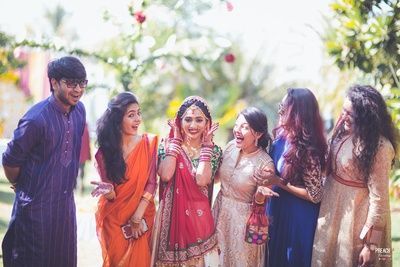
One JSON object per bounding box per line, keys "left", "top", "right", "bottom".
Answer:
{"left": 182, "top": 142, "right": 201, "bottom": 159}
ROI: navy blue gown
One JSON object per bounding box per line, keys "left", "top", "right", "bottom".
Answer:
{"left": 266, "top": 137, "right": 320, "bottom": 267}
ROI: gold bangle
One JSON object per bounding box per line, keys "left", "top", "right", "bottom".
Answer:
{"left": 129, "top": 216, "right": 141, "bottom": 227}
{"left": 141, "top": 197, "right": 150, "bottom": 204}
{"left": 131, "top": 221, "right": 140, "bottom": 229}
{"left": 142, "top": 192, "right": 153, "bottom": 201}
{"left": 130, "top": 216, "right": 141, "bottom": 223}
{"left": 254, "top": 198, "right": 265, "bottom": 205}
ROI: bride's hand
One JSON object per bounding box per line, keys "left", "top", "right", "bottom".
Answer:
{"left": 202, "top": 122, "right": 219, "bottom": 146}
{"left": 168, "top": 119, "right": 183, "bottom": 140}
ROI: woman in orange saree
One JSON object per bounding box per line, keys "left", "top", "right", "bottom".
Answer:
{"left": 91, "top": 92, "right": 158, "bottom": 267}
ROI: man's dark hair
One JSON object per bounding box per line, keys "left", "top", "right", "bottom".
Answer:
{"left": 47, "top": 56, "right": 86, "bottom": 92}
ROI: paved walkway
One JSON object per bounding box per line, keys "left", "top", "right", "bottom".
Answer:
{"left": 75, "top": 194, "right": 102, "bottom": 266}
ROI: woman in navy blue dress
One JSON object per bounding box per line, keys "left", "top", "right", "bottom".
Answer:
{"left": 260, "top": 88, "right": 327, "bottom": 267}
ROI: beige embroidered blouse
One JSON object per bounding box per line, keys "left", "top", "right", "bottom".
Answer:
{"left": 218, "top": 140, "right": 274, "bottom": 203}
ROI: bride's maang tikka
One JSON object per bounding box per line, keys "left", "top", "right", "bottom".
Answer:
{"left": 182, "top": 104, "right": 207, "bottom": 119}
{"left": 180, "top": 96, "right": 210, "bottom": 119}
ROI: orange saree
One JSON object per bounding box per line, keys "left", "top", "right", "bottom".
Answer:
{"left": 95, "top": 134, "right": 158, "bottom": 267}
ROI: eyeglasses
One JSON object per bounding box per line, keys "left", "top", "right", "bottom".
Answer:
{"left": 278, "top": 102, "right": 285, "bottom": 116}
{"left": 60, "top": 78, "right": 88, "bottom": 89}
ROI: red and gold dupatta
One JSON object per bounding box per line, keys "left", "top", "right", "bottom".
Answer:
{"left": 155, "top": 142, "right": 218, "bottom": 265}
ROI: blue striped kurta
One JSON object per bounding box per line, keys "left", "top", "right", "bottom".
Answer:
{"left": 2, "top": 95, "right": 85, "bottom": 267}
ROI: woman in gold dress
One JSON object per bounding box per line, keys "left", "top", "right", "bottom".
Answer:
{"left": 212, "top": 107, "right": 277, "bottom": 267}
{"left": 312, "top": 85, "right": 398, "bottom": 267}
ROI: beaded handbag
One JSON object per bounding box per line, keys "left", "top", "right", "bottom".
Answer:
{"left": 244, "top": 201, "right": 269, "bottom": 245}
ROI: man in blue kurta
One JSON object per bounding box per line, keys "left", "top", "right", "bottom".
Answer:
{"left": 2, "top": 56, "right": 87, "bottom": 267}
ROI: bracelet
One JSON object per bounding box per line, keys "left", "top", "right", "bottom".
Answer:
{"left": 254, "top": 199, "right": 265, "bottom": 205}
{"left": 142, "top": 192, "right": 153, "bottom": 202}
{"left": 201, "top": 143, "right": 214, "bottom": 148}
{"left": 129, "top": 216, "right": 141, "bottom": 228}
{"left": 141, "top": 197, "right": 150, "bottom": 204}
{"left": 130, "top": 218, "right": 140, "bottom": 223}
{"left": 166, "top": 140, "right": 181, "bottom": 158}
{"left": 199, "top": 147, "right": 213, "bottom": 162}
{"left": 131, "top": 221, "right": 140, "bottom": 230}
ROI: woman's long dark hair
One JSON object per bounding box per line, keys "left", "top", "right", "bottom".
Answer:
{"left": 96, "top": 92, "right": 139, "bottom": 184}
{"left": 273, "top": 88, "right": 327, "bottom": 183}
{"left": 240, "top": 107, "right": 272, "bottom": 152}
{"left": 330, "top": 85, "right": 398, "bottom": 182}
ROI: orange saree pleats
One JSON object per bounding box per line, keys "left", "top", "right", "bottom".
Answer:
{"left": 95, "top": 134, "right": 157, "bottom": 267}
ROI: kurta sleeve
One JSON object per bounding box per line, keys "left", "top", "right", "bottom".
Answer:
{"left": 303, "top": 156, "right": 323, "bottom": 203}
{"left": 2, "top": 119, "right": 41, "bottom": 167}
{"left": 143, "top": 135, "right": 159, "bottom": 200}
{"left": 359, "top": 139, "right": 394, "bottom": 244}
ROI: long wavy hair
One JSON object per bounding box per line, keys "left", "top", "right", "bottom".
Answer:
{"left": 240, "top": 107, "right": 272, "bottom": 152}
{"left": 273, "top": 88, "right": 327, "bottom": 183}
{"left": 330, "top": 85, "right": 398, "bottom": 182}
{"left": 96, "top": 92, "right": 139, "bottom": 184}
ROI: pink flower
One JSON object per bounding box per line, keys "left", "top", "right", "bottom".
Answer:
{"left": 134, "top": 11, "right": 146, "bottom": 24}
{"left": 226, "top": 1, "right": 234, "bottom": 12}
{"left": 224, "top": 53, "right": 235, "bottom": 63}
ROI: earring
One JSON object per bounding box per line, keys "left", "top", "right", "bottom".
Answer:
{"left": 255, "top": 138, "right": 258, "bottom": 147}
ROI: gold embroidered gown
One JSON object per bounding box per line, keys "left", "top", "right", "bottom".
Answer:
{"left": 212, "top": 141, "right": 274, "bottom": 267}
{"left": 312, "top": 135, "right": 394, "bottom": 267}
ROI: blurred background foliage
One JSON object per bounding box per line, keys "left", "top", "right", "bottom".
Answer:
{"left": 0, "top": 0, "right": 398, "bottom": 184}
{"left": 0, "top": 0, "right": 283, "bottom": 138}
{"left": 324, "top": 0, "right": 400, "bottom": 186}
{"left": 0, "top": 2, "right": 399, "bottom": 265}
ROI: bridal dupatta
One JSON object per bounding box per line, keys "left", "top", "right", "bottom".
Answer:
{"left": 153, "top": 141, "right": 219, "bottom": 266}
{"left": 95, "top": 133, "right": 158, "bottom": 267}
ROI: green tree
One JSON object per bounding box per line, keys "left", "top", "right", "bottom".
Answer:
{"left": 0, "top": 0, "right": 280, "bottom": 136}
{"left": 325, "top": 0, "right": 400, "bottom": 128}
{"left": 325, "top": 0, "right": 400, "bottom": 182}
{"left": 0, "top": 32, "right": 25, "bottom": 76}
